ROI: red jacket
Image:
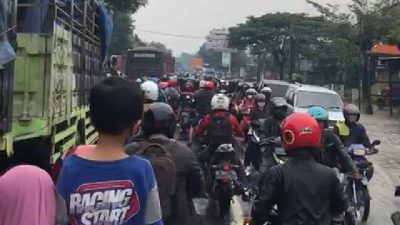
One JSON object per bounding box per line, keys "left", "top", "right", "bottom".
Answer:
{"left": 195, "top": 111, "right": 244, "bottom": 137}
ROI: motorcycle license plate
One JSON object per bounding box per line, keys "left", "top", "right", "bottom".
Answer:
{"left": 215, "top": 170, "right": 236, "bottom": 180}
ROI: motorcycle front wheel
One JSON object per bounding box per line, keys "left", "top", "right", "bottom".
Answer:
{"left": 361, "top": 188, "right": 371, "bottom": 222}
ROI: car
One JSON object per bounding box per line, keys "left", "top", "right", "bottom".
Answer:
{"left": 258, "top": 79, "right": 290, "bottom": 98}
{"left": 285, "top": 83, "right": 345, "bottom": 122}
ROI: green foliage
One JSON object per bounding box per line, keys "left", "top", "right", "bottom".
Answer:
{"left": 104, "top": 0, "right": 147, "bottom": 13}
{"left": 229, "top": 13, "right": 335, "bottom": 79}
{"left": 108, "top": 12, "right": 134, "bottom": 55}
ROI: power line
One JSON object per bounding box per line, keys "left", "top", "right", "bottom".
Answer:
{"left": 135, "top": 29, "right": 205, "bottom": 40}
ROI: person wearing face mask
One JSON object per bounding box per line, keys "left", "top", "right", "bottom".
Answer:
{"left": 240, "top": 88, "right": 257, "bottom": 114}
{"left": 249, "top": 94, "right": 270, "bottom": 121}
{"left": 334, "top": 104, "right": 371, "bottom": 148}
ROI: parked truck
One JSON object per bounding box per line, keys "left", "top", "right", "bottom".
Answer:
{"left": 0, "top": 0, "right": 113, "bottom": 172}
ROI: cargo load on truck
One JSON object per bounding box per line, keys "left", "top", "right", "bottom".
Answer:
{"left": 0, "top": 0, "right": 113, "bottom": 172}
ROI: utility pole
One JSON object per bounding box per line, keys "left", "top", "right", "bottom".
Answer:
{"left": 289, "top": 23, "right": 295, "bottom": 82}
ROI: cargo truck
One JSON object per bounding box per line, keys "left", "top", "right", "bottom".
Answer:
{"left": 0, "top": 0, "right": 112, "bottom": 172}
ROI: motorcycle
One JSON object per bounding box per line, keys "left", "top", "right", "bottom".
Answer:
{"left": 391, "top": 186, "right": 400, "bottom": 225}
{"left": 248, "top": 121, "right": 283, "bottom": 172}
{"left": 342, "top": 140, "right": 380, "bottom": 224}
{"left": 210, "top": 144, "right": 240, "bottom": 218}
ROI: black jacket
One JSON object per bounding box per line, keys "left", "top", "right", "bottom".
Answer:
{"left": 192, "top": 89, "right": 213, "bottom": 116}
{"left": 249, "top": 106, "right": 270, "bottom": 122}
{"left": 320, "top": 130, "right": 357, "bottom": 173}
{"left": 252, "top": 155, "right": 347, "bottom": 225}
{"left": 125, "top": 135, "right": 206, "bottom": 225}
{"left": 261, "top": 117, "right": 282, "bottom": 139}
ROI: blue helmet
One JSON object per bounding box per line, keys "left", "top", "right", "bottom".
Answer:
{"left": 307, "top": 106, "right": 329, "bottom": 121}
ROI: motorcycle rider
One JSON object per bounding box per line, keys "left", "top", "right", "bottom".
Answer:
{"left": 239, "top": 88, "right": 257, "bottom": 114}
{"left": 188, "top": 80, "right": 215, "bottom": 148}
{"left": 244, "top": 97, "right": 288, "bottom": 171}
{"left": 249, "top": 94, "right": 270, "bottom": 121}
{"left": 165, "top": 79, "right": 180, "bottom": 113}
{"left": 140, "top": 80, "right": 159, "bottom": 113}
{"left": 260, "top": 87, "right": 272, "bottom": 105}
{"left": 195, "top": 94, "right": 245, "bottom": 185}
{"left": 307, "top": 106, "right": 357, "bottom": 173}
{"left": 252, "top": 113, "right": 347, "bottom": 225}
{"left": 125, "top": 103, "right": 206, "bottom": 225}
{"left": 335, "top": 104, "right": 371, "bottom": 148}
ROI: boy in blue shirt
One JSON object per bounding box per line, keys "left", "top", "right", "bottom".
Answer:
{"left": 57, "top": 77, "right": 163, "bottom": 225}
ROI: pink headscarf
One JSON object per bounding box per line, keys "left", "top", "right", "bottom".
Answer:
{"left": 0, "top": 165, "right": 56, "bottom": 225}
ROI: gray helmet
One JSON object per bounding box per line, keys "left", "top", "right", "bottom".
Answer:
{"left": 255, "top": 93, "right": 266, "bottom": 102}
{"left": 246, "top": 88, "right": 257, "bottom": 95}
{"left": 270, "top": 97, "right": 288, "bottom": 108}
{"left": 344, "top": 104, "right": 360, "bottom": 115}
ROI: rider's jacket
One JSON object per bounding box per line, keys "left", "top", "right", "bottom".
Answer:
{"left": 249, "top": 106, "right": 270, "bottom": 122}
{"left": 335, "top": 122, "right": 371, "bottom": 148}
{"left": 125, "top": 134, "right": 206, "bottom": 225}
{"left": 252, "top": 153, "right": 347, "bottom": 225}
{"left": 192, "top": 89, "right": 213, "bottom": 116}
{"left": 319, "top": 129, "right": 357, "bottom": 173}
{"left": 240, "top": 98, "right": 255, "bottom": 114}
{"left": 195, "top": 111, "right": 244, "bottom": 137}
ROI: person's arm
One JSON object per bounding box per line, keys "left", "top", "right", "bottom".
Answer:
{"left": 360, "top": 125, "right": 371, "bottom": 149}
{"left": 231, "top": 115, "right": 244, "bottom": 137}
{"left": 252, "top": 166, "right": 282, "bottom": 224}
{"left": 195, "top": 115, "right": 209, "bottom": 136}
{"left": 144, "top": 162, "right": 163, "bottom": 225}
{"left": 328, "top": 131, "right": 358, "bottom": 173}
{"left": 185, "top": 148, "right": 207, "bottom": 197}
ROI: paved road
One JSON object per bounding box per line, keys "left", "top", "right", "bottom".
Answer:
{"left": 184, "top": 110, "right": 400, "bottom": 225}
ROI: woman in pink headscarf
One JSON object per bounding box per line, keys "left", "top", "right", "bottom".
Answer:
{"left": 0, "top": 165, "right": 67, "bottom": 225}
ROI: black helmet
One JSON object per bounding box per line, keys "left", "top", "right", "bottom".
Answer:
{"left": 270, "top": 97, "right": 288, "bottom": 108}
{"left": 270, "top": 97, "right": 288, "bottom": 121}
{"left": 143, "top": 103, "right": 176, "bottom": 138}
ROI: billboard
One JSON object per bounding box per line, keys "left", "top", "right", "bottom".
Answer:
{"left": 222, "top": 52, "right": 231, "bottom": 68}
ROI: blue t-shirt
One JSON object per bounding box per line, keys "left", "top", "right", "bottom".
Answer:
{"left": 57, "top": 155, "right": 163, "bottom": 225}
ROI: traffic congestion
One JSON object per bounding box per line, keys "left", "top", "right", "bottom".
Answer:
{"left": 1, "top": 0, "right": 400, "bottom": 225}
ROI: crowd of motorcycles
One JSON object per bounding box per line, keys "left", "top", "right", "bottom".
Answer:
{"left": 157, "top": 74, "right": 400, "bottom": 225}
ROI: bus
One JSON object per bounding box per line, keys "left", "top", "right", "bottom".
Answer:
{"left": 125, "top": 47, "right": 175, "bottom": 80}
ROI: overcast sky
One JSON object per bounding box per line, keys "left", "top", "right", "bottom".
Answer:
{"left": 134, "top": 0, "right": 351, "bottom": 55}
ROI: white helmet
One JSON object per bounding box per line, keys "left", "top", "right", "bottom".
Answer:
{"left": 211, "top": 94, "right": 230, "bottom": 110}
{"left": 246, "top": 88, "right": 257, "bottom": 96}
{"left": 199, "top": 80, "right": 206, "bottom": 88}
{"left": 261, "top": 87, "right": 272, "bottom": 94}
{"left": 141, "top": 80, "right": 159, "bottom": 101}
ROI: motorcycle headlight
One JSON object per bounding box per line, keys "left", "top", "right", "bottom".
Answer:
{"left": 353, "top": 149, "right": 366, "bottom": 156}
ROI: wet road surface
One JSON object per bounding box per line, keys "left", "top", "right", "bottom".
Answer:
{"left": 182, "top": 110, "right": 400, "bottom": 225}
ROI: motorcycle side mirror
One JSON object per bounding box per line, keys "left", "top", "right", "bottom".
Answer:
{"left": 395, "top": 186, "right": 400, "bottom": 196}
{"left": 372, "top": 140, "right": 381, "bottom": 146}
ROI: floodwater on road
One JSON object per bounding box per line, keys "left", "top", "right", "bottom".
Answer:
{"left": 186, "top": 109, "right": 400, "bottom": 225}
{"left": 361, "top": 110, "right": 400, "bottom": 225}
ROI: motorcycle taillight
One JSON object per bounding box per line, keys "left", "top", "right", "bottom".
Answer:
{"left": 223, "top": 163, "right": 231, "bottom": 171}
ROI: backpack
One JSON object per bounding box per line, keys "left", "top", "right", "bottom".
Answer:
{"left": 207, "top": 112, "right": 233, "bottom": 146}
{"left": 136, "top": 142, "right": 177, "bottom": 220}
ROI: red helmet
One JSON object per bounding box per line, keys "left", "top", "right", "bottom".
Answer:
{"left": 168, "top": 79, "right": 177, "bottom": 87}
{"left": 204, "top": 81, "right": 215, "bottom": 90}
{"left": 159, "top": 82, "right": 169, "bottom": 89}
{"left": 281, "top": 113, "right": 321, "bottom": 152}
{"left": 184, "top": 82, "right": 194, "bottom": 92}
